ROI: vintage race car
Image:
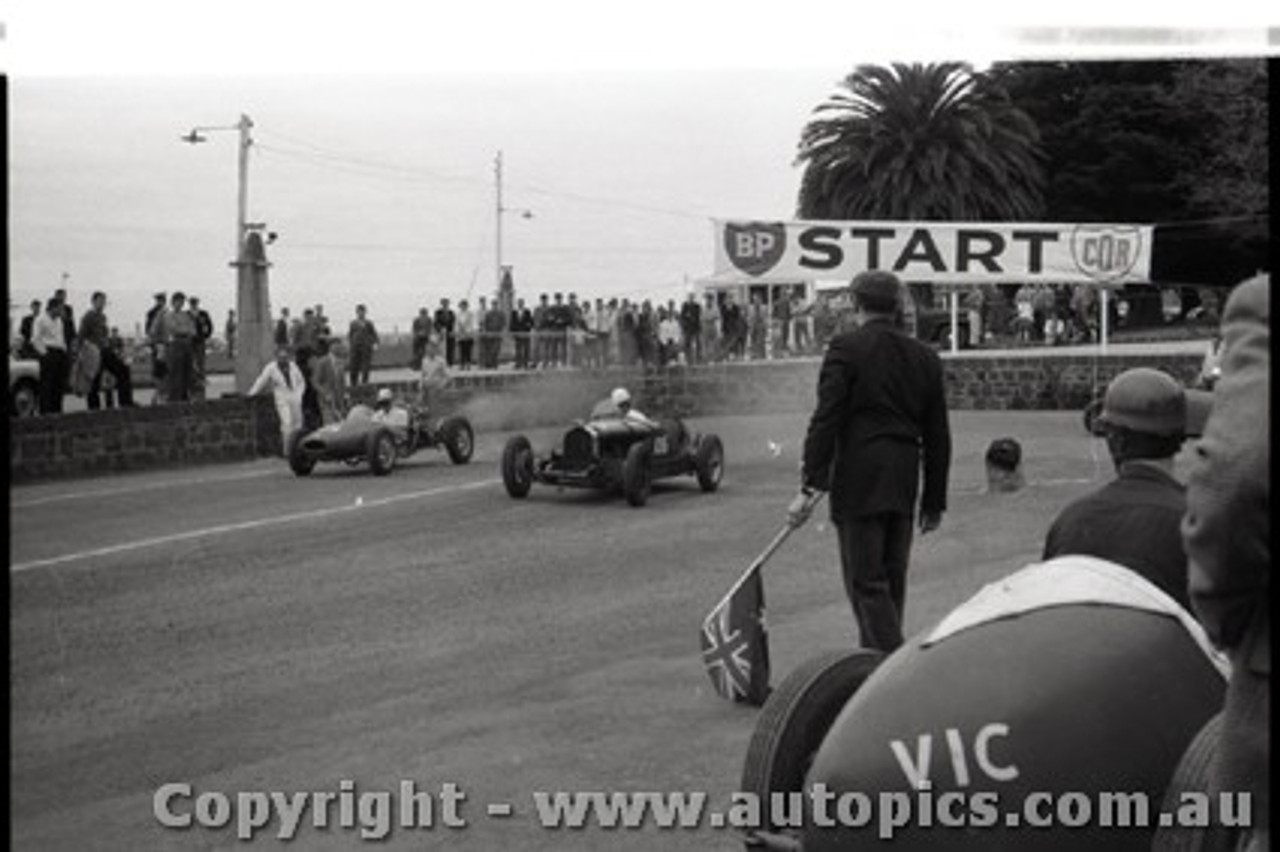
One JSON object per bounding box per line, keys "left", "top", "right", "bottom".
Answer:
{"left": 289, "top": 404, "right": 473, "bottom": 476}
{"left": 739, "top": 556, "right": 1230, "bottom": 852}
{"left": 501, "top": 415, "right": 723, "bottom": 506}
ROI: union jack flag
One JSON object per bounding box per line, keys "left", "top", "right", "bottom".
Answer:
{"left": 700, "top": 565, "right": 770, "bottom": 705}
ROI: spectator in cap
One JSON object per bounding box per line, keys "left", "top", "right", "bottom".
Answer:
{"left": 1182, "top": 273, "right": 1269, "bottom": 848}
{"left": 790, "top": 269, "right": 952, "bottom": 652}
{"left": 151, "top": 291, "right": 198, "bottom": 402}
{"left": 1042, "top": 367, "right": 1213, "bottom": 610}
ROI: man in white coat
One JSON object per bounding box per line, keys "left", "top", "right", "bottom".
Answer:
{"left": 249, "top": 346, "right": 307, "bottom": 455}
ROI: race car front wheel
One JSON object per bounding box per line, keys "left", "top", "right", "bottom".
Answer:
{"left": 622, "top": 441, "right": 652, "bottom": 507}
{"left": 740, "top": 649, "right": 884, "bottom": 850}
{"left": 367, "top": 429, "right": 397, "bottom": 476}
{"left": 289, "top": 442, "right": 317, "bottom": 477}
{"left": 502, "top": 435, "right": 534, "bottom": 498}
{"left": 442, "top": 417, "right": 474, "bottom": 465}
{"left": 695, "top": 435, "right": 724, "bottom": 492}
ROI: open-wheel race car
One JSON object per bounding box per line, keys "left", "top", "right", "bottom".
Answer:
{"left": 289, "top": 403, "right": 473, "bottom": 477}
{"left": 739, "top": 556, "right": 1234, "bottom": 852}
{"left": 500, "top": 415, "right": 724, "bottom": 506}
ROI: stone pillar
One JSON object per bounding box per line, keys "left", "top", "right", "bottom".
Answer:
{"left": 234, "top": 231, "right": 274, "bottom": 393}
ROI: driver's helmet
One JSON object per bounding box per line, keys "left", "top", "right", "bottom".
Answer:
{"left": 375, "top": 388, "right": 394, "bottom": 411}
{"left": 611, "top": 387, "right": 632, "bottom": 410}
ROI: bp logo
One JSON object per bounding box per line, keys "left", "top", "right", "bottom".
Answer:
{"left": 724, "top": 222, "right": 786, "bottom": 277}
{"left": 1070, "top": 225, "right": 1144, "bottom": 282}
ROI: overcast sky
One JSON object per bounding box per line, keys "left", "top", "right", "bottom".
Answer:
{"left": 4, "top": 2, "right": 1275, "bottom": 334}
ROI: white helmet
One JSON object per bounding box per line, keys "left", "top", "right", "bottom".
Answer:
{"left": 611, "top": 387, "right": 631, "bottom": 406}
{"left": 376, "top": 388, "right": 394, "bottom": 404}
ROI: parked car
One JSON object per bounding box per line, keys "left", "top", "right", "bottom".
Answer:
{"left": 9, "top": 357, "right": 40, "bottom": 417}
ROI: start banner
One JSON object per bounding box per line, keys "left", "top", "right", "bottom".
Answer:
{"left": 712, "top": 219, "right": 1153, "bottom": 285}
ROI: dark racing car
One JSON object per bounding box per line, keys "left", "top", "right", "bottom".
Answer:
{"left": 289, "top": 402, "right": 473, "bottom": 477}
{"left": 500, "top": 415, "right": 724, "bottom": 506}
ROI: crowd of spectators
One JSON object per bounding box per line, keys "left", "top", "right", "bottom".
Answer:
{"left": 11, "top": 279, "right": 1223, "bottom": 418}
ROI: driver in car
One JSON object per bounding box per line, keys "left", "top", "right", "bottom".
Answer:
{"left": 590, "top": 387, "right": 656, "bottom": 425}
{"left": 370, "top": 387, "right": 413, "bottom": 445}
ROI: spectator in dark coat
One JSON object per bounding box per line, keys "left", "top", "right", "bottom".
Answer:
{"left": 791, "top": 271, "right": 952, "bottom": 652}
{"left": 1043, "top": 367, "right": 1212, "bottom": 610}
{"left": 347, "top": 304, "right": 379, "bottom": 387}
{"left": 1182, "top": 274, "right": 1270, "bottom": 848}
{"left": 433, "top": 299, "right": 457, "bottom": 366}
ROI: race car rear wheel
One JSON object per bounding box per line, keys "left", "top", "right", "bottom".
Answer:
{"left": 367, "top": 429, "right": 397, "bottom": 476}
{"left": 740, "top": 649, "right": 884, "bottom": 849}
{"left": 502, "top": 435, "right": 534, "bottom": 498}
{"left": 442, "top": 417, "right": 474, "bottom": 465}
{"left": 622, "top": 441, "right": 652, "bottom": 507}
{"left": 695, "top": 435, "right": 724, "bottom": 492}
{"left": 1152, "top": 713, "right": 1240, "bottom": 852}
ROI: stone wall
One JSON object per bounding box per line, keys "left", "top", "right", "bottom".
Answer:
{"left": 9, "top": 394, "right": 282, "bottom": 483}
{"left": 9, "top": 351, "right": 1204, "bottom": 482}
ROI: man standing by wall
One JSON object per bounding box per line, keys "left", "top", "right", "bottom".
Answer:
{"left": 153, "top": 292, "right": 198, "bottom": 403}
{"left": 434, "top": 298, "right": 457, "bottom": 367}
{"left": 411, "top": 307, "right": 433, "bottom": 371}
{"left": 347, "top": 304, "right": 378, "bottom": 387}
{"left": 78, "top": 291, "right": 135, "bottom": 409}
{"left": 189, "top": 296, "right": 213, "bottom": 400}
{"left": 790, "top": 271, "right": 952, "bottom": 652}
{"left": 225, "top": 309, "right": 237, "bottom": 360}
{"left": 32, "top": 298, "right": 70, "bottom": 414}
{"left": 510, "top": 298, "right": 533, "bottom": 370}
{"left": 680, "top": 292, "right": 702, "bottom": 366}
{"left": 146, "top": 292, "right": 169, "bottom": 404}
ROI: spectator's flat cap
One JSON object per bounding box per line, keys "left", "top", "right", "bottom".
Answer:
{"left": 1100, "top": 368, "right": 1212, "bottom": 438}
{"left": 851, "top": 270, "right": 902, "bottom": 312}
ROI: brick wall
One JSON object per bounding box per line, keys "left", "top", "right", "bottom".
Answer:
{"left": 9, "top": 351, "right": 1203, "bottom": 482}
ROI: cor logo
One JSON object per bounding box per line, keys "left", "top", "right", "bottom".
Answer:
{"left": 724, "top": 222, "right": 786, "bottom": 277}
{"left": 1070, "top": 225, "right": 1143, "bottom": 282}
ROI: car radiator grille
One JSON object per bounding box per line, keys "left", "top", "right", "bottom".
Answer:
{"left": 563, "top": 428, "right": 595, "bottom": 469}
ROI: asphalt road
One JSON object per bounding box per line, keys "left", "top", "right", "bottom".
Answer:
{"left": 10, "top": 411, "right": 1115, "bottom": 850}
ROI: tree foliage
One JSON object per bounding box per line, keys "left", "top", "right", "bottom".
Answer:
{"left": 992, "top": 58, "right": 1269, "bottom": 286}
{"left": 795, "top": 63, "right": 1046, "bottom": 221}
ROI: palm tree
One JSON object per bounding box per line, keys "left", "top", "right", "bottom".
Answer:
{"left": 796, "top": 63, "right": 1045, "bottom": 221}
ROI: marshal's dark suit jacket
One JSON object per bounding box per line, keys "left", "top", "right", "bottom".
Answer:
{"left": 802, "top": 316, "right": 951, "bottom": 520}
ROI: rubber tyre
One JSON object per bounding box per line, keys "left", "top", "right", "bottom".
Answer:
{"left": 288, "top": 440, "right": 317, "bottom": 477}
{"left": 622, "top": 441, "right": 652, "bottom": 507}
{"left": 1152, "top": 713, "right": 1240, "bottom": 852}
{"left": 442, "top": 417, "right": 474, "bottom": 465}
{"left": 740, "top": 649, "right": 884, "bottom": 847}
{"left": 502, "top": 435, "right": 534, "bottom": 498}
{"left": 694, "top": 435, "right": 725, "bottom": 492}
{"left": 1083, "top": 398, "right": 1106, "bottom": 436}
{"left": 367, "top": 429, "right": 397, "bottom": 476}
{"left": 11, "top": 378, "right": 38, "bottom": 417}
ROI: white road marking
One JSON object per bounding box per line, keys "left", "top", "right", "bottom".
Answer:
{"left": 10, "top": 478, "right": 500, "bottom": 573}
{"left": 11, "top": 467, "right": 279, "bottom": 509}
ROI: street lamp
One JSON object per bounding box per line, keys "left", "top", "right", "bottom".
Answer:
{"left": 181, "top": 114, "right": 254, "bottom": 263}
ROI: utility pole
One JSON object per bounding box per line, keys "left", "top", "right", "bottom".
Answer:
{"left": 236, "top": 114, "right": 253, "bottom": 264}
{"left": 495, "top": 150, "right": 504, "bottom": 294}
